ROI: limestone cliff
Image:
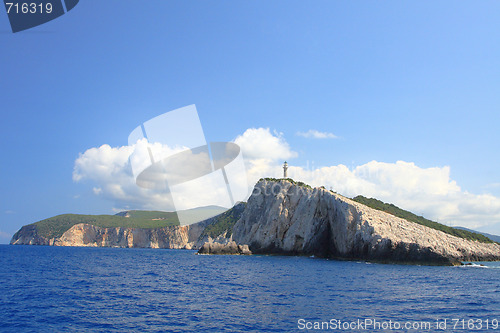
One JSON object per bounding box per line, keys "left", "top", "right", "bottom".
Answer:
{"left": 11, "top": 220, "right": 210, "bottom": 249}
{"left": 10, "top": 225, "right": 51, "bottom": 246}
{"left": 57, "top": 222, "right": 209, "bottom": 248}
{"left": 10, "top": 205, "right": 244, "bottom": 249}
{"left": 10, "top": 179, "right": 500, "bottom": 265}
{"left": 232, "top": 179, "right": 500, "bottom": 265}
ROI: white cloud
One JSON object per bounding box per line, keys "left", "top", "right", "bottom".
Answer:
{"left": 233, "top": 128, "right": 298, "bottom": 193}
{"left": 296, "top": 129, "right": 338, "bottom": 139}
{"left": 73, "top": 144, "right": 134, "bottom": 182}
{"left": 232, "top": 129, "right": 500, "bottom": 231}
{"left": 74, "top": 128, "right": 293, "bottom": 212}
{"left": 285, "top": 161, "right": 500, "bottom": 230}
{"left": 234, "top": 128, "right": 297, "bottom": 161}
{"left": 74, "top": 128, "right": 500, "bottom": 233}
{"left": 73, "top": 143, "right": 177, "bottom": 211}
{"left": 73, "top": 137, "right": 254, "bottom": 213}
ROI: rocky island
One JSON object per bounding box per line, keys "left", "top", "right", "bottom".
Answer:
{"left": 11, "top": 179, "right": 500, "bottom": 265}
{"left": 232, "top": 179, "right": 500, "bottom": 265}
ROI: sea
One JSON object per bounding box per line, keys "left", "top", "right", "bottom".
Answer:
{"left": 0, "top": 245, "right": 499, "bottom": 333}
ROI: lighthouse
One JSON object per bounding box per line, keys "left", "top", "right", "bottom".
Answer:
{"left": 283, "top": 161, "right": 288, "bottom": 178}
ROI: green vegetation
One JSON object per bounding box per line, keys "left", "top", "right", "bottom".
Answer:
{"left": 33, "top": 211, "right": 179, "bottom": 239}
{"left": 200, "top": 203, "right": 246, "bottom": 238}
{"left": 260, "top": 177, "right": 312, "bottom": 189}
{"left": 122, "top": 210, "right": 177, "bottom": 220}
{"left": 352, "top": 195, "right": 494, "bottom": 243}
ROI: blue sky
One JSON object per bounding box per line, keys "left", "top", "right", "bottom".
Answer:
{"left": 2, "top": 1, "right": 500, "bottom": 242}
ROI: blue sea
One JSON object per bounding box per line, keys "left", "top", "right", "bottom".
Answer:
{"left": 0, "top": 245, "right": 499, "bottom": 332}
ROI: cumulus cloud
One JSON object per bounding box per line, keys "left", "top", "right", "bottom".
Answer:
{"left": 284, "top": 161, "right": 500, "bottom": 230}
{"left": 233, "top": 128, "right": 297, "bottom": 192}
{"left": 73, "top": 137, "right": 252, "bottom": 213}
{"left": 233, "top": 130, "right": 500, "bottom": 230}
{"left": 73, "top": 144, "right": 133, "bottom": 182}
{"left": 234, "top": 128, "right": 297, "bottom": 161}
{"left": 296, "top": 129, "right": 338, "bottom": 139}
{"left": 74, "top": 127, "right": 500, "bottom": 232}
{"left": 73, "top": 143, "right": 177, "bottom": 211}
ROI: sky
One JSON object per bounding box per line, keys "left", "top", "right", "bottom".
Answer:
{"left": 1, "top": 0, "right": 500, "bottom": 243}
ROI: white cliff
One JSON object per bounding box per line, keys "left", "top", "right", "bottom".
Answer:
{"left": 11, "top": 221, "right": 210, "bottom": 249}
{"left": 232, "top": 179, "right": 500, "bottom": 265}
{"left": 52, "top": 223, "right": 204, "bottom": 249}
{"left": 11, "top": 179, "right": 500, "bottom": 265}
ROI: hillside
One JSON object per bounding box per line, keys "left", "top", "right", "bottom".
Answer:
{"left": 199, "top": 202, "right": 246, "bottom": 238}
{"left": 352, "top": 195, "right": 493, "bottom": 243}
{"left": 31, "top": 211, "right": 180, "bottom": 239}
{"left": 454, "top": 227, "right": 500, "bottom": 243}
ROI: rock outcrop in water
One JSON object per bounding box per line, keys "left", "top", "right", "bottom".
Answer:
{"left": 232, "top": 179, "right": 500, "bottom": 265}
{"left": 198, "top": 241, "right": 252, "bottom": 255}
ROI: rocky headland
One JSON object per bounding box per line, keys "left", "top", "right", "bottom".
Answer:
{"left": 11, "top": 221, "right": 207, "bottom": 249}
{"left": 232, "top": 179, "right": 500, "bottom": 265}
{"left": 11, "top": 179, "right": 500, "bottom": 265}
{"left": 9, "top": 204, "right": 245, "bottom": 250}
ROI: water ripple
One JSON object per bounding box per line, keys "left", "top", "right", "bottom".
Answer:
{"left": 1, "top": 245, "right": 499, "bottom": 332}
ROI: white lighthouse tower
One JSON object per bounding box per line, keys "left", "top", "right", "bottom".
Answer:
{"left": 283, "top": 161, "right": 288, "bottom": 178}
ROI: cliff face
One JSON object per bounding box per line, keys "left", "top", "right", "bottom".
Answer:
{"left": 10, "top": 225, "right": 51, "bottom": 246}
{"left": 53, "top": 222, "right": 207, "bottom": 249}
{"left": 10, "top": 203, "right": 246, "bottom": 249}
{"left": 11, "top": 179, "right": 500, "bottom": 265}
{"left": 11, "top": 220, "right": 211, "bottom": 249}
{"left": 232, "top": 179, "right": 500, "bottom": 265}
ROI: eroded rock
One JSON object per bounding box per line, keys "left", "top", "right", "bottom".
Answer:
{"left": 198, "top": 241, "right": 252, "bottom": 255}
{"left": 232, "top": 179, "right": 500, "bottom": 265}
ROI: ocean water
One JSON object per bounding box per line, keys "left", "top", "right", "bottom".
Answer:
{"left": 0, "top": 245, "right": 499, "bottom": 332}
